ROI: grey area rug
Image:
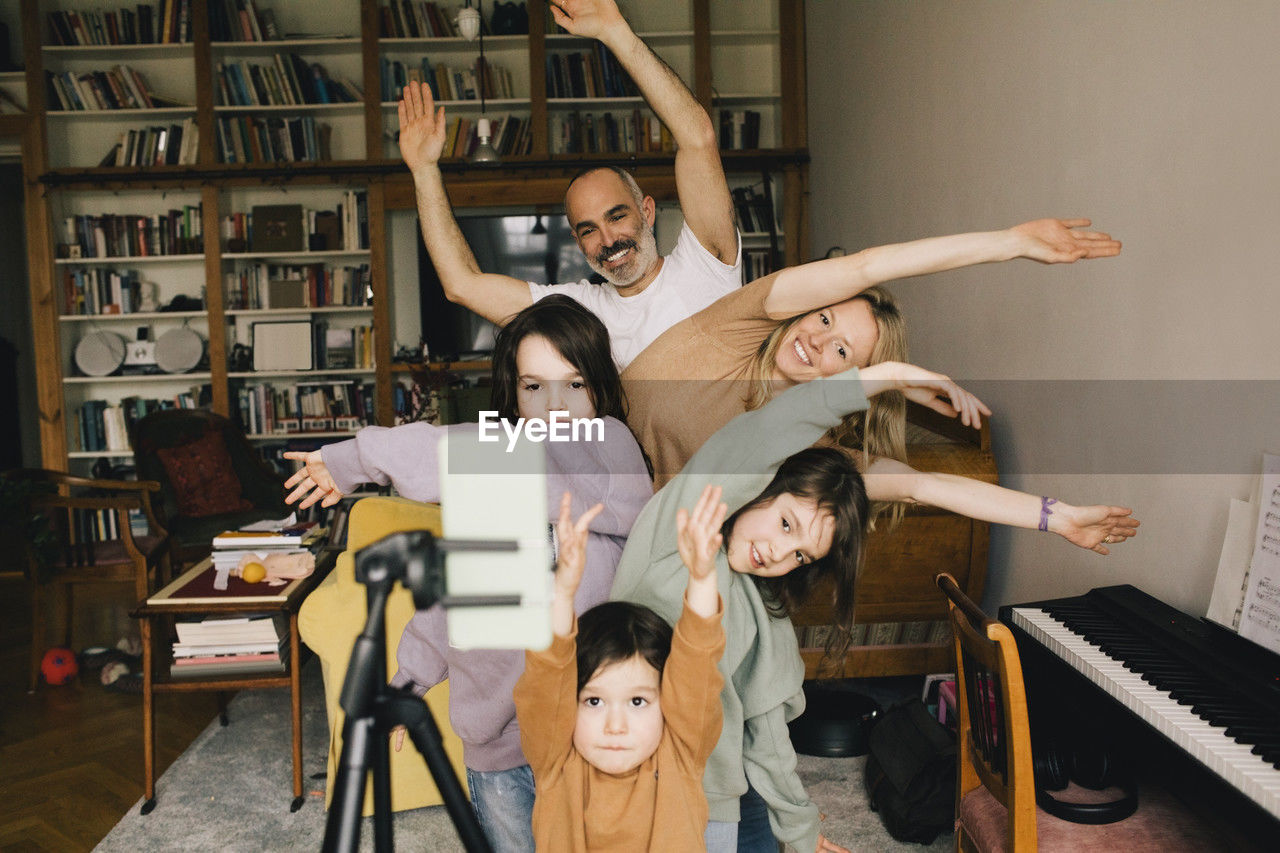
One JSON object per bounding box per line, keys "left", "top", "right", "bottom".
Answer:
{"left": 98, "top": 662, "right": 952, "bottom": 852}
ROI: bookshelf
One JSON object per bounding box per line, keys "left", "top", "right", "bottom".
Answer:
{"left": 19, "top": 0, "right": 810, "bottom": 473}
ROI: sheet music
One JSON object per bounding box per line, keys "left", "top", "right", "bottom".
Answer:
{"left": 1207, "top": 499, "right": 1257, "bottom": 630}
{"left": 1239, "top": 452, "right": 1280, "bottom": 654}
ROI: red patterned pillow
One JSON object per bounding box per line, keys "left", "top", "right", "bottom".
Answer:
{"left": 155, "top": 428, "right": 252, "bottom": 517}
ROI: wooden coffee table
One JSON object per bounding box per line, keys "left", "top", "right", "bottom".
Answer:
{"left": 131, "top": 548, "right": 336, "bottom": 814}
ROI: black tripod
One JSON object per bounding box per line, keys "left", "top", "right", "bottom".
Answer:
{"left": 322, "top": 530, "right": 523, "bottom": 853}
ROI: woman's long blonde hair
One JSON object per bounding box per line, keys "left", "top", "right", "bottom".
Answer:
{"left": 745, "top": 285, "right": 909, "bottom": 527}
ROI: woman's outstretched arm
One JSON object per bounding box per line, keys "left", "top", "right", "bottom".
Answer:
{"left": 762, "top": 218, "right": 1121, "bottom": 320}
{"left": 863, "top": 456, "right": 1139, "bottom": 555}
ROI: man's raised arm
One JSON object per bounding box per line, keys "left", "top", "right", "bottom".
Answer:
{"left": 398, "top": 81, "right": 533, "bottom": 325}
{"left": 551, "top": 0, "right": 738, "bottom": 263}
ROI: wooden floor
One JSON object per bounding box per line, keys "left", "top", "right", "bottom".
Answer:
{"left": 0, "top": 575, "right": 222, "bottom": 851}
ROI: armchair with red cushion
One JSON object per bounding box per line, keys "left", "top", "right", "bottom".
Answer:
{"left": 130, "top": 409, "right": 290, "bottom": 565}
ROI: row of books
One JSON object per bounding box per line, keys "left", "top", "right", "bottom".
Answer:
{"left": 46, "top": 2, "right": 191, "bottom": 47}
{"left": 215, "top": 57, "right": 362, "bottom": 108}
{"left": 222, "top": 194, "right": 369, "bottom": 254}
{"left": 223, "top": 263, "right": 372, "bottom": 310}
{"left": 743, "top": 248, "right": 778, "bottom": 283}
{"left": 549, "top": 110, "right": 673, "bottom": 155}
{"left": 437, "top": 114, "right": 532, "bottom": 159}
{"left": 379, "top": 56, "right": 517, "bottom": 104}
{"left": 234, "top": 379, "right": 376, "bottom": 436}
{"left": 170, "top": 613, "right": 287, "bottom": 678}
{"left": 208, "top": 0, "right": 284, "bottom": 43}
{"left": 545, "top": 47, "right": 638, "bottom": 100}
{"left": 44, "top": 66, "right": 172, "bottom": 112}
{"left": 104, "top": 119, "right": 200, "bottom": 168}
{"left": 379, "top": 1, "right": 476, "bottom": 39}
{"left": 62, "top": 267, "right": 146, "bottom": 316}
{"left": 718, "top": 109, "right": 765, "bottom": 151}
{"left": 731, "top": 185, "right": 779, "bottom": 235}
{"left": 62, "top": 207, "right": 203, "bottom": 260}
{"left": 215, "top": 114, "right": 331, "bottom": 163}
{"left": 76, "top": 393, "right": 210, "bottom": 452}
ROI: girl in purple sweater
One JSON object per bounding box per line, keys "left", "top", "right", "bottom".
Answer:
{"left": 284, "top": 296, "right": 652, "bottom": 852}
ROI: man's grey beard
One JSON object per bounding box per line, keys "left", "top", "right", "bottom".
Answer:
{"left": 587, "top": 222, "right": 660, "bottom": 288}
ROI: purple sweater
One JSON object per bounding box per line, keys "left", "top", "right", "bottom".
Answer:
{"left": 321, "top": 417, "right": 652, "bottom": 771}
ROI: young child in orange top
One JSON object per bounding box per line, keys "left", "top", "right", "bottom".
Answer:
{"left": 514, "top": 488, "right": 727, "bottom": 852}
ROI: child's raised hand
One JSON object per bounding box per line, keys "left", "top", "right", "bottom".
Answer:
{"left": 677, "top": 484, "right": 727, "bottom": 583}
{"left": 553, "top": 491, "right": 604, "bottom": 599}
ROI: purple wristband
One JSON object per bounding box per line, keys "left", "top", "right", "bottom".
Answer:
{"left": 1039, "top": 496, "right": 1058, "bottom": 531}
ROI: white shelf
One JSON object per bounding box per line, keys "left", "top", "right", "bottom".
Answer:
{"left": 212, "top": 38, "right": 362, "bottom": 52}
{"left": 60, "top": 311, "right": 207, "bottom": 322}
{"left": 64, "top": 372, "right": 213, "bottom": 384}
{"left": 225, "top": 306, "right": 373, "bottom": 316}
{"left": 0, "top": 71, "right": 27, "bottom": 82}
{"left": 43, "top": 43, "right": 193, "bottom": 59}
{"left": 228, "top": 368, "right": 375, "bottom": 379}
{"left": 379, "top": 35, "right": 529, "bottom": 49}
{"left": 246, "top": 430, "right": 361, "bottom": 441}
{"left": 56, "top": 254, "right": 204, "bottom": 265}
{"left": 379, "top": 98, "right": 530, "bottom": 109}
{"left": 68, "top": 449, "right": 134, "bottom": 459}
{"left": 547, "top": 31, "right": 692, "bottom": 44}
{"left": 222, "top": 249, "right": 370, "bottom": 260}
{"left": 213, "top": 102, "right": 364, "bottom": 113}
{"left": 547, "top": 96, "right": 645, "bottom": 108}
{"left": 46, "top": 107, "right": 197, "bottom": 118}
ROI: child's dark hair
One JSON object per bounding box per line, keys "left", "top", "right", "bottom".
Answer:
{"left": 489, "top": 294, "right": 627, "bottom": 422}
{"left": 721, "top": 446, "right": 868, "bottom": 670}
{"left": 576, "top": 601, "right": 673, "bottom": 694}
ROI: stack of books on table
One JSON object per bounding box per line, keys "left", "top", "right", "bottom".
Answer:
{"left": 210, "top": 519, "right": 325, "bottom": 577}
{"left": 170, "top": 614, "right": 287, "bottom": 678}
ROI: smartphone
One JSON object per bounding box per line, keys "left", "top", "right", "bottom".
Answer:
{"left": 437, "top": 429, "right": 551, "bottom": 650}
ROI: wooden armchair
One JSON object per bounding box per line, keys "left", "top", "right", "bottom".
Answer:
{"left": 130, "top": 408, "right": 290, "bottom": 566}
{"left": 935, "top": 572, "right": 1220, "bottom": 851}
{"left": 5, "top": 469, "right": 171, "bottom": 691}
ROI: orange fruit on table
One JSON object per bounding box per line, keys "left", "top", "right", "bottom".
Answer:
{"left": 241, "top": 561, "right": 267, "bottom": 583}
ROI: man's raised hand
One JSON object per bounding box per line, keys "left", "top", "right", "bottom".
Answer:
{"left": 397, "top": 81, "right": 447, "bottom": 172}
{"left": 549, "top": 0, "right": 627, "bottom": 42}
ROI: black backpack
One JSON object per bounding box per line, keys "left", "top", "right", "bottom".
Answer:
{"left": 863, "top": 699, "right": 957, "bottom": 844}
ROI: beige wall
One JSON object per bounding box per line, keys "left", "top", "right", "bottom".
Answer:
{"left": 806, "top": 2, "right": 1280, "bottom": 614}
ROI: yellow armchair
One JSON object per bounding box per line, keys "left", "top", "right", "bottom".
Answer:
{"left": 299, "top": 496, "right": 466, "bottom": 815}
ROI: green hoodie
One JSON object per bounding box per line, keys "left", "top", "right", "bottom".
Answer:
{"left": 611, "top": 367, "right": 869, "bottom": 853}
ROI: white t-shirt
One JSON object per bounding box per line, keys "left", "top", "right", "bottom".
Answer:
{"left": 527, "top": 222, "right": 742, "bottom": 370}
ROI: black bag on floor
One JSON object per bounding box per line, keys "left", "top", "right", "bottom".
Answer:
{"left": 864, "top": 699, "right": 956, "bottom": 844}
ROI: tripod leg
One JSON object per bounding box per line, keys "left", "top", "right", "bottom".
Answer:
{"left": 322, "top": 713, "right": 375, "bottom": 853}
{"left": 372, "top": 722, "right": 393, "bottom": 852}
{"left": 389, "top": 693, "right": 492, "bottom": 853}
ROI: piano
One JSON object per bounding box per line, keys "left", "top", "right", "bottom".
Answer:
{"left": 1000, "top": 585, "right": 1280, "bottom": 847}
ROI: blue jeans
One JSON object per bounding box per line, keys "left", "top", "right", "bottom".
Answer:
{"left": 736, "top": 785, "right": 777, "bottom": 852}
{"left": 466, "top": 765, "right": 536, "bottom": 853}
{"left": 706, "top": 785, "right": 777, "bottom": 853}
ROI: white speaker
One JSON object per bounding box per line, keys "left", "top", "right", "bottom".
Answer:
{"left": 74, "top": 331, "right": 126, "bottom": 377}
{"left": 154, "top": 327, "right": 204, "bottom": 373}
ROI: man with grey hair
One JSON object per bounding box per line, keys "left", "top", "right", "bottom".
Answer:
{"left": 398, "top": 0, "right": 741, "bottom": 369}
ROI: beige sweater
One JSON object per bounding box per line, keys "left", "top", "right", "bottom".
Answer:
{"left": 621, "top": 276, "right": 777, "bottom": 487}
{"left": 514, "top": 600, "right": 725, "bottom": 852}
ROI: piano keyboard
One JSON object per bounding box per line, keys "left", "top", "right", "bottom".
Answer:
{"left": 1010, "top": 605, "right": 1280, "bottom": 820}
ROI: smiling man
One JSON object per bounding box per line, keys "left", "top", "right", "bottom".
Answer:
{"left": 398, "top": 0, "right": 741, "bottom": 369}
